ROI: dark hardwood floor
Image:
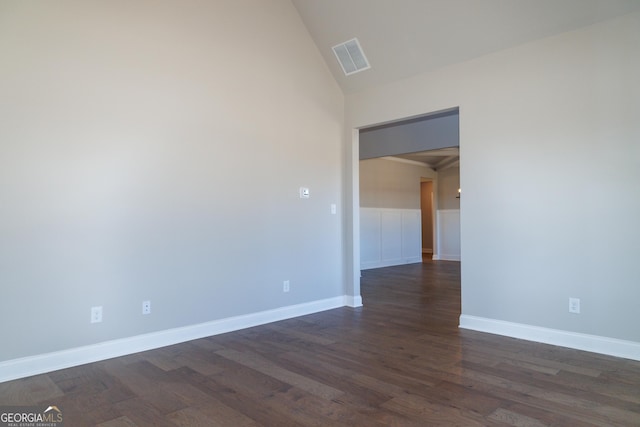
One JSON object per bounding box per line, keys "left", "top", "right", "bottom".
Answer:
{"left": 2, "top": 259, "right": 640, "bottom": 426}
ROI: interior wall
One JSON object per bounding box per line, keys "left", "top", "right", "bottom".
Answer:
{"left": 0, "top": 0, "right": 344, "bottom": 363}
{"left": 420, "top": 181, "right": 434, "bottom": 252}
{"left": 359, "top": 157, "right": 434, "bottom": 269}
{"left": 346, "top": 11, "right": 640, "bottom": 345}
{"left": 360, "top": 158, "right": 436, "bottom": 209}
{"left": 437, "top": 167, "right": 460, "bottom": 210}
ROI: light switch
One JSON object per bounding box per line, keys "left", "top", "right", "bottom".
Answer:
{"left": 299, "top": 187, "right": 310, "bottom": 198}
{"left": 331, "top": 204, "right": 337, "bottom": 214}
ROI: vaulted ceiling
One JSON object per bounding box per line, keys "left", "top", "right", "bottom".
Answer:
{"left": 292, "top": 0, "right": 640, "bottom": 94}
{"left": 292, "top": 0, "right": 640, "bottom": 167}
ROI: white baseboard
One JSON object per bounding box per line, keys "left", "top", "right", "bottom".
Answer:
{"left": 459, "top": 315, "right": 640, "bottom": 362}
{"left": 345, "top": 295, "right": 363, "bottom": 308}
{"left": 0, "top": 296, "right": 351, "bottom": 383}
{"left": 432, "top": 254, "right": 460, "bottom": 261}
{"left": 361, "top": 256, "right": 422, "bottom": 270}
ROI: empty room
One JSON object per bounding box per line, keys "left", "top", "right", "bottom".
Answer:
{"left": 1, "top": 0, "right": 639, "bottom": 425}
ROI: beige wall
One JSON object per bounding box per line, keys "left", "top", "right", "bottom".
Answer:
{"left": 0, "top": 0, "right": 344, "bottom": 364}
{"left": 360, "top": 158, "right": 436, "bottom": 209}
{"left": 420, "top": 181, "right": 434, "bottom": 251}
{"left": 437, "top": 166, "right": 460, "bottom": 210}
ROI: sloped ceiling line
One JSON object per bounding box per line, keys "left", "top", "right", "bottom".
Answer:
{"left": 292, "top": 0, "right": 640, "bottom": 94}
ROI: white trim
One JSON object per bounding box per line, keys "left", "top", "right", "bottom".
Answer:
{"left": 379, "top": 156, "right": 432, "bottom": 168}
{"left": 351, "top": 128, "right": 362, "bottom": 305}
{"left": 432, "top": 254, "right": 460, "bottom": 261}
{"left": 459, "top": 315, "right": 640, "bottom": 362}
{"left": 345, "top": 295, "right": 363, "bottom": 308}
{"left": 361, "top": 257, "right": 422, "bottom": 270}
{"left": 360, "top": 207, "right": 422, "bottom": 270}
{"left": 435, "top": 209, "right": 460, "bottom": 262}
{"left": 0, "top": 296, "right": 350, "bottom": 383}
{"left": 361, "top": 207, "right": 420, "bottom": 214}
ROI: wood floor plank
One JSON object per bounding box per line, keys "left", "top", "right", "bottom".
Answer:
{"left": 173, "top": 349, "right": 225, "bottom": 377}
{"left": 488, "top": 403, "right": 601, "bottom": 427}
{"left": 43, "top": 399, "right": 116, "bottom": 426}
{"left": 488, "top": 407, "right": 555, "bottom": 427}
{"left": 114, "top": 397, "right": 177, "bottom": 427}
{"left": 0, "top": 374, "right": 63, "bottom": 405}
{"left": 96, "top": 415, "right": 139, "bottom": 427}
{"left": 382, "top": 392, "right": 501, "bottom": 426}
{"left": 265, "top": 323, "right": 336, "bottom": 346}
{"left": 458, "top": 364, "right": 640, "bottom": 426}
{"left": 167, "top": 400, "right": 260, "bottom": 427}
{"left": 279, "top": 349, "right": 406, "bottom": 397}
{"left": 176, "top": 367, "right": 301, "bottom": 426}
{"left": 554, "top": 369, "right": 640, "bottom": 405}
{"left": 215, "top": 348, "right": 344, "bottom": 400}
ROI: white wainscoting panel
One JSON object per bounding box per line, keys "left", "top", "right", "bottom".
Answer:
{"left": 434, "top": 209, "right": 460, "bottom": 261}
{"left": 360, "top": 208, "right": 422, "bottom": 269}
{"left": 360, "top": 209, "right": 382, "bottom": 266}
{"left": 380, "top": 210, "right": 402, "bottom": 262}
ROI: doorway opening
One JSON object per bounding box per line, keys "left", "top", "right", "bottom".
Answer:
{"left": 351, "top": 107, "right": 460, "bottom": 304}
{"left": 420, "top": 179, "right": 434, "bottom": 262}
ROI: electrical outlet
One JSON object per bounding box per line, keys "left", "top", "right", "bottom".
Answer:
{"left": 283, "top": 280, "right": 290, "bottom": 293}
{"left": 91, "top": 306, "right": 103, "bottom": 323}
{"left": 569, "top": 297, "right": 580, "bottom": 314}
{"left": 142, "top": 300, "right": 151, "bottom": 315}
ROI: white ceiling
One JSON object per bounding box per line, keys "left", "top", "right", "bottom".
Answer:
{"left": 392, "top": 147, "right": 459, "bottom": 171}
{"left": 292, "top": 0, "right": 640, "bottom": 94}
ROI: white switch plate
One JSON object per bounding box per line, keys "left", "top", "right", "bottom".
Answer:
{"left": 331, "top": 204, "right": 337, "bottom": 214}
{"left": 142, "top": 300, "right": 151, "bottom": 315}
{"left": 299, "top": 187, "right": 310, "bottom": 198}
{"left": 283, "top": 280, "right": 290, "bottom": 292}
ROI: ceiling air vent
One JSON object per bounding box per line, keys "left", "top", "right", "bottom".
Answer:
{"left": 332, "top": 38, "right": 370, "bottom": 76}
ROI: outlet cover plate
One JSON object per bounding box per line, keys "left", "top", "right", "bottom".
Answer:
{"left": 91, "top": 306, "right": 103, "bottom": 323}
{"left": 569, "top": 297, "right": 580, "bottom": 314}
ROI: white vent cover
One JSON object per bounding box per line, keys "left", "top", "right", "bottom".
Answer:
{"left": 332, "top": 38, "right": 370, "bottom": 76}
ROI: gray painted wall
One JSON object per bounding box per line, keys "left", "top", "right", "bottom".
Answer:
{"left": 0, "top": 0, "right": 344, "bottom": 362}
{"left": 359, "top": 111, "right": 459, "bottom": 159}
